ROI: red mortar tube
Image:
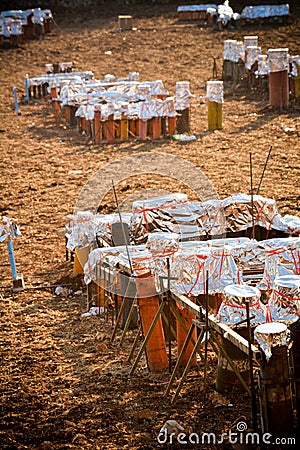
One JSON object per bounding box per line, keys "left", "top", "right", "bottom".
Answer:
{"left": 94, "top": 109, "right": 102, "bottom": 144}
{"left": 269, "top": 70, "right": 289, "bottom": 108}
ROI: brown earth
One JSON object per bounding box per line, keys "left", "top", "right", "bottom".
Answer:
{"left": 0, "top": 3, "right": 299, "bottom": 449}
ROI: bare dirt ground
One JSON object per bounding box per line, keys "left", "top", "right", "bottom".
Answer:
{"left": 0, "top": 2, "right": 299, "bottom": 449}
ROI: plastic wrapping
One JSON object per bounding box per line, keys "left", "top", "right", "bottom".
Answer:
{"left": 151, "top": 80, "right": 168, "bottom": 97}
{"left": 206, "top": 81, "right": 224, "bottom": 104}
{"left": 256, "top": 54, "right": 268, "bottom": 76}
{"left": 66, "top": 211, "right": 98, "bottom": 251}
{"left": 0, "top": 217, "right": 21, "bottom": 242}
{"left": 260, "top": 238, "right": 300, "bottom": 290}
{"left": 177, "top": 5, "right": 217, "bottom": 12}
{"left": 267, "top": 48, "right": 289, "bottom": 73}
{"left": 32, "top": 8, "right": 43, "bottom": 25}
{"left": 290, "top": 56, "right": 300, "bottom": 77}
{"left": 245, "top": 46, "right": 261, "bottom": 70}
{"left": 222, "top": 194, "right": 284, "bottom": 233}
{"left": 268, "top": 274, "right": 300, "bottom": 322}
{"left": 218, "top": 284, "right": 266, "bottom": 325}
{"left": 95, "top": 213, "right": 132, "bottom": 247}
{"left": 241, "top": 4, "right": 289, "bottom": 19}
{"left": 244, "top": 36, "right": 258, "bottom": 51}
{"left": 223, "top": 40, "right": 244, "bottom": 62}
{"left": 254, "top": 322, "right": 289, "bottom": 360}
{"left": 175, "top": 81, "right": 192, "bottom": 110}
{"left": 164, "top": 97, "right": 176, "bottom": 118}
{"left": 217, "top": 1, "right": 235, "bottom": 26}
{"left": 147, "top": 232, "right": 179, "bottom": 254}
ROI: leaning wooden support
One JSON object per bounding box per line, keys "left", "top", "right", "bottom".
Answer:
{"left": 164, "top": 322, "right": 198, "bottom": 397}
{"left": 171, "top": 327, "right": 206, "bottom": 403}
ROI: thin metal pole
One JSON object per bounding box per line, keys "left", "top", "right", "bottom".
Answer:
{"left": 256, "top": 146, "right": 272, "bottom": 195}
{"left": 6, "top": 239, "right": 18, "bottom": 280}
{"left": 167, "top": 258, "right": 172, "bottom": 373}
{"left": 203, "top": 270, "right": 209, "bottom": 403}
{"left": 250, "top": 152, "right": 255, "bottom": 240}
{"left": 111, "top": 180, "right": 133, "bottom": 275}
{"left": 245, "top": 299, "right": 258, "bottom": 432}
{"left": 12, "top": 87, "right": 20, "bottom": 115}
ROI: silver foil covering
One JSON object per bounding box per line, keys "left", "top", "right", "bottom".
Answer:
{"left": 268, "top": 274, "right": 300, "bottom": 322}
{"left": 218, "top": 284, "right": 266, "bottom": 325}
{"left": 254, "top": 322, "right": 289, "bottom": 360}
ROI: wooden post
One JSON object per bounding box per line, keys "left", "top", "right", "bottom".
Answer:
{"left": 254, "top": 322, "right": 293, "bottom": 435}
{"left": 268, "top": 48, "right": 289, "bottom": 108}
{"left": 135, "top": 275, "right": 169, "bottom": 372}
{"left": 294, "top": 62, "right": 300, "bottom": 97}
{"left": 120, "top": 111, "right": 129, "bottom": 141}
{"left": 207, "top": 101, "right": 222, "bottom": 130}
{"left": 118, "top": 15, "right": 133, "bottom": 31}
{"left": 259, "top": 345, "right": 293, "bottom": 435}
{"left": 206, "top": 80, "right": 223, "bottom": 131}
{"left": 289, "top": 320, "right": 300, "bottom": 432}
{"left": 51, "top": 87, "right": 61, "bottom": 123}
{"left": 94, "top": 107, "right": 102, "bottom": 144}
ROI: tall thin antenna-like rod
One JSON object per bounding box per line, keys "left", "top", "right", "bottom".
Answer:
{"left": 256, "top": 146, "right": 272, "bottom": 195}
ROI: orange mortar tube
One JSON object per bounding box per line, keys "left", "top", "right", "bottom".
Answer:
{"left": 152, "top": 117, "right": 161, "bottom": 139}
{"left": 120, "top": 112, "right": 129, "bottom": 141}
{"left": 176, "top": 302, "right": 197, "bottom": 367}
{"left": 168, "top": 116, "right": 176, "bottom": 137}
{"left": 51, "top": 87, "right": 61, "bottom": 123}
{"left": 65, "top": 105, "right": 71, "bottom": 124}
{"left": 136, "top": 275, "right": 168, "bottom": 372}
{"left": 138, "top": 119, "right": 147, "bottom": 140}
{"left": 80, "top": 116, "right": 86, "bottom": 133}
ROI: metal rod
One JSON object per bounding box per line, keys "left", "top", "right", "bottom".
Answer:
{"left": 250, "top": 152, "right": 255, "bottom": 240}
{"left": 24, "top": 75, "right": 30, "bottom": 103}
{"left": 203, "top": 270, "right": 209, "bottom": 403}
{"left": 167, "top": 258, "right": 172, "bottom": 373}
{"left": 12, "top": 86, "right": 20, "bottom": 115}
{"left": 111, "top": 180, "right": 133, "bottom": 275}
{"left": 245, "top": 299, "right": 258, "bottom": 432}
{"left": 256, "top": 146, "right": 272, "bottom": 195}
{"left": 6, "top": 239, "right": 18, "bottom": 280}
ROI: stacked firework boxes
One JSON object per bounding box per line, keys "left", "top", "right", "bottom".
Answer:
{"left": 25, "top": 67, "right": 194, "bottom": 142}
